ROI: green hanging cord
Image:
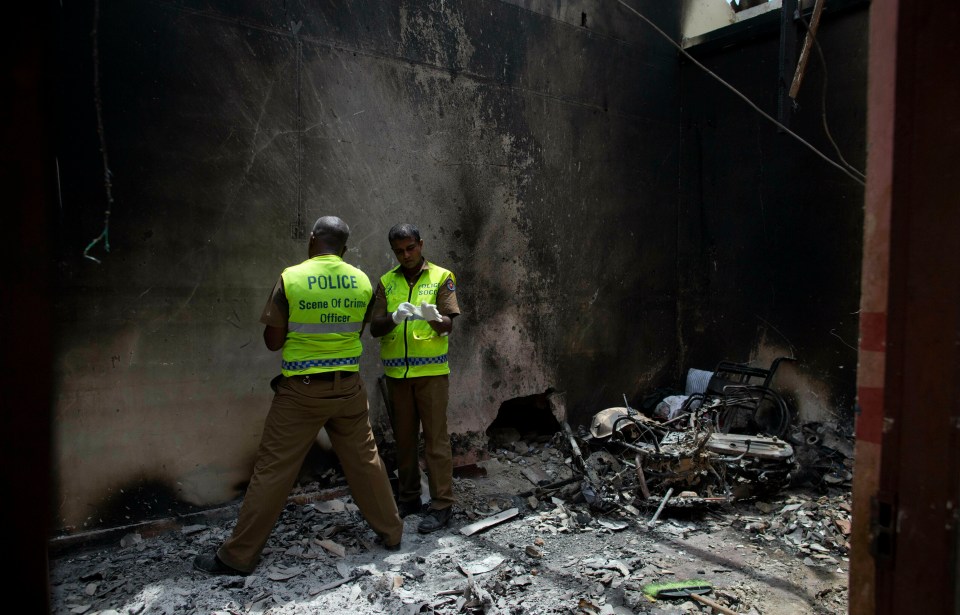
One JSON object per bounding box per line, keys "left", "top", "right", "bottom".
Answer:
{"left": 83, "top": 193, "right": 111, "bottom": 263}
{"left": 84, "top": 0, "right": 114, "bottom": 264}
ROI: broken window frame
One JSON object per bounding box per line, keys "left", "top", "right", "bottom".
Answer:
{"left": 681, "top": 0, "right": 868, "bottom": 51}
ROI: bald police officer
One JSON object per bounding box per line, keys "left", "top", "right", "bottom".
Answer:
{"left": 194, "top": 216, "right": 403, "bottom": 576}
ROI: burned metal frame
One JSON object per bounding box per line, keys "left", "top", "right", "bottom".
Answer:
{"left": 557, "top": 405, "right": 797, "bottom": 521}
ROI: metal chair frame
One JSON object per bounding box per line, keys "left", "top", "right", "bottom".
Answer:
{"left": 703, "top": 356, "right": 796, "bottom": 438}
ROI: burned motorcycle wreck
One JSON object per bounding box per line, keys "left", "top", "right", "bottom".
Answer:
{"left": 558, "top": 402, "right": 798, "bottom": 517}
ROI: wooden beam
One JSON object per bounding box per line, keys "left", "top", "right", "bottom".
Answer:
{"left": 789, "top": 0, "right": 826, "bottom": 99}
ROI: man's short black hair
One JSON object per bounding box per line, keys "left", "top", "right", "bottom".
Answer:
{"left": 312, "top": 216, "right": 350, "bottom": 251}
{"left": 388, "top": 223, "right": 421, "bottom": 243}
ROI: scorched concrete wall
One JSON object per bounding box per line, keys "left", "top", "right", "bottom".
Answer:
{"left": 53, "top": 1, "right": 681, "bottom": 531}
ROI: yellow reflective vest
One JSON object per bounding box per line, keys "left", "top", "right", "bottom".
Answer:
{"left": 379, "top": 262, "right": 454, "bottom": 378}
{"left": 279, "top": 255, "right": 372, "bottom": 377}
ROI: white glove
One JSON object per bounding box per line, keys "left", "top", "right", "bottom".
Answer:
{"left": 391, "top": 301, "right": 418, "bottom": 324}
{"left": 419, "top": 301, "right": 443, "bottom": 322}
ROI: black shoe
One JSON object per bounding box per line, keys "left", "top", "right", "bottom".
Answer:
{"left": 417, "top": 507, "right": 452, "bottom": 534}
{"left": 397, "top": 499, "right": 422, "bottom": 518}
{"left": 193, "top": 553, "right": 247, "bottom": 576}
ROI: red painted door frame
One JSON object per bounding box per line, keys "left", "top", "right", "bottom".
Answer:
{"left": 850, "top": 0, "right": 960, "bottom": 613}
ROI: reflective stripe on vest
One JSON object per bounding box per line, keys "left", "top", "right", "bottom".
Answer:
{"left": 280, "top": 255, "right": 372, "bottom": 377}
{"left": 378, "top": 262, "right": 454, "bottom": 378}
{"left": 281, "top": 356, "right": 360, "bottom": 371}
{"left": 381, "top": 354, "right": 449, "bottom": 368}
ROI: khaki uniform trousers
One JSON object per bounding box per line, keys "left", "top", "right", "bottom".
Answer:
{"left": 387, "top": 374, "right": 454, "bottom": 510}
{"left": 218, "top": 372, "right": 402, "bottom": 573}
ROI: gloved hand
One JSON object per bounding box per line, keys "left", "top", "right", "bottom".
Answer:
{"left": 391, "top": 301, "right": 418, "bottom": 324}
{"left": 419, "top": 301, "right": 443, "bottom": 322}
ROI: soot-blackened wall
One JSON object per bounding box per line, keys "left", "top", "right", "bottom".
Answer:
{"left": 53, "top": 1, "right": 682, "bottom": 531}
{"left": 677, "top": 6, "right": 867, "bottom": 423}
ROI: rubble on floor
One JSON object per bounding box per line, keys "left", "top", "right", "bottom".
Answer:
{"left": 733, "top": 492, "right": 852, "bottom": 563}
{"left": 49, "top": 420, "right": 852, "bottom": 615}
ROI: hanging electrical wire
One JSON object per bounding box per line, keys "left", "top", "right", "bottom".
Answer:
{"left": 616, "top": 0, "right": 866, "bottom": 187}
{"left": 796, "top": 11, "right": 866, "bottom": 180}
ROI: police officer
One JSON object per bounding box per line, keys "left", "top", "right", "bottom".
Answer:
{"left": 194, "top": 216, "right": 403, "bottom": 576}
{"left": 370, "top": 223, "right": 460, "bottom": 534}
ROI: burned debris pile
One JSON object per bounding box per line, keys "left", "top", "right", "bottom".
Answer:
{"left": 551, "top": 357, "right": 852, "bottom": 518}
{"left": 566, "top": 404, "right": 798, "bottom": 516}
{"left": 733, "top": 491, "right": 852, "bottom": 563}
{"left": 485, "top": 357, "right": 854, "bottom": 564}
{"left": 484, "top": 415, "right": 851, "bottom": 560}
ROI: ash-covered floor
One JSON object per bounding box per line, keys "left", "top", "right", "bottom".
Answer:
{"left": 49, "top": 427, "right": 851, "bottom": 615}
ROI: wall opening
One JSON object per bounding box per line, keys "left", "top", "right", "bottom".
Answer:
{"left": 485, "top": 388, "right": 564, "bottom": 446}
